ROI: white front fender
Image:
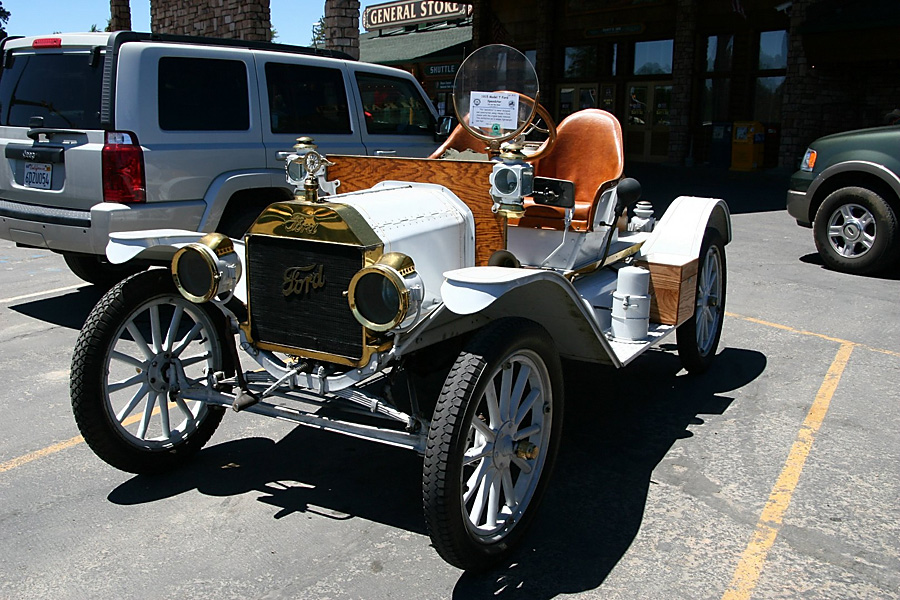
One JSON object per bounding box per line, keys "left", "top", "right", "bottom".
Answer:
{"left": 441, "top": 266, "right": 556, "bottom": 315}
{"left": 441, "top": 266, "right": 620, "bottom": 365}
{"left": 106, "top": 228, "right": 247, "bottom": 304}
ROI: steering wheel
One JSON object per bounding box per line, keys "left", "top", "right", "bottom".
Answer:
{"left": 461, "top": 91, "right": 558, "bottom": 162}
{"left": 514, "top": 96, "right": 557, "bottom": 162}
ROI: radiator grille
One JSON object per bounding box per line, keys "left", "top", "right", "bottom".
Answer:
{"left": 247, "top": 235, "right": 364, "bottom": 361}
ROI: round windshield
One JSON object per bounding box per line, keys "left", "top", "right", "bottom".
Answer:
{"left": 452, "top": 45, "right": 539, "bottom": 142}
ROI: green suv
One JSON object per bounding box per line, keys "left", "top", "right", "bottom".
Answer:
{"left": 787, "top": 125, "right": 900, "bottom": 274}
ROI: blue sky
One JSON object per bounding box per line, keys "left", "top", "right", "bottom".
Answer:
{"left": 4, "top": 0, "right": 381, "bottom": 47}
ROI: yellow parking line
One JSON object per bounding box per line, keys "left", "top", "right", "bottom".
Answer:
{"left": 0, "top": 434, "right": 84, "bottom": 474}
{"left": 0, "top": 408, "right": 160, "bottom": 474}
{"left": 721, "top": 342, "right": 854, "bottom": 600}
{"left": 727, "top": 312, "right": 899, "bottom": 358}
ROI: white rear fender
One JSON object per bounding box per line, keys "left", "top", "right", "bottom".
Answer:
{"left": 441, "top": 266, "right": 620, "bottom": 365}
{"left": 639, "top": 196, "right": 731, "bottom": 259}
{"left": 106, "top": 229, "right": 247, "bottom": 304}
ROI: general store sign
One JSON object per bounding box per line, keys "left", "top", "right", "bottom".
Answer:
{"left": 363, "top": 1, "right": 472, "bottom": 31}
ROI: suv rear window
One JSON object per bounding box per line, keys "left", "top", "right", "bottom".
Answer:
{"left": 265, "top": 62, "right": 351, "bottom": 135}
{"left": 158, "top": 57, "right": 249, "bottom": 131}
{"left": 0, "top": 52, "right": 104, "bottom": 129}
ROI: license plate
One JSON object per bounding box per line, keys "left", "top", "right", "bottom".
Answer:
{"left": 24, "top": 162, "right": 52, "bottom": 190}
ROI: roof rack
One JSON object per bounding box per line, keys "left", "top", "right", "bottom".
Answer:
{"left": 109, "top": 31, "right": 354, "bottom": 61}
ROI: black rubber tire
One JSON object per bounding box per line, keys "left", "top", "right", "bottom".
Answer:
{"left": 63, "top": 252, "right": 147, "bottom": 288}
{"left": 813, "top": 186, "right": 899, "bottom": 275}
{"left": 216, "top": 204, "right": 267, "bottom": 239}
{"left": 423, "top": 319, "right": 564, "bottom": 572}
{"left": 676, "top": 231, "right": 727, "bottom": 374}
{"left": 71, "top": 269, "right": 226, "bottom": 474}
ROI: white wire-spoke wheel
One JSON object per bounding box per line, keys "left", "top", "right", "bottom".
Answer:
{"left": 423, "top": 319, "right": 563, "bottom": 571}
{"left": 71, "top": 269, "right": 227, "bottom": 474}
{"left": 677, "top": 230, "right": 727, "bottom": 374}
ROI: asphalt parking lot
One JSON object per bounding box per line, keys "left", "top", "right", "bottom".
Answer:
{"left": 1, "top": 163, "right": 898, "bottom": 599}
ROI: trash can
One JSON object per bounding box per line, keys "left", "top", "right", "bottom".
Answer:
{"left": 731, "top": 121, "right": 765, "bottom": 171}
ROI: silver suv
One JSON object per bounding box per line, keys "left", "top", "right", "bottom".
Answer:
{"left": 0, "top": 32, "right": 439, "bottom": 285}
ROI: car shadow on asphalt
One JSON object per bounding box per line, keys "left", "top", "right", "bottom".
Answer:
{"left": 107, "top": 422, "right": 427, "bottom": 534}
{"left": 452, "top": 345, "right": 766, "bottom": 598}
{"left": 8, "top": 285, "right": 105, "bottom": 330}
{"left": 105, "top": 343, "right": 765, "bottom": 593}
{"left": 799, "top": 252, "right": 900, "bottom": 280}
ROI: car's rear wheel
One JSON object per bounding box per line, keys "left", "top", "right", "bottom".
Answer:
{"left": 677, "top": 230, "right": 726, "bottom": 374}
{"left": 813, "top": 186, "right": 899, "bottom": 274}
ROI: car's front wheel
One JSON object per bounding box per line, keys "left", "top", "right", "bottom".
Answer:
{"left": 813, "top": 186, "right": 899, "bottom": 274}
{"left": 71, "top": 269, "right": 227, "bottom": 474}
{"left": 423, "top": 319, "right": 563, "bottom": 571}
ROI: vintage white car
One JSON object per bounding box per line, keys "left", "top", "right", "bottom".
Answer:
{"left": 70, "top": 45, "right": 731, "bottom": 571}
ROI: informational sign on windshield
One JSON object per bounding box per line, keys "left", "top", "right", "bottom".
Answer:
{"left": 469, "top": 92, "right": 519, "bottom": 134}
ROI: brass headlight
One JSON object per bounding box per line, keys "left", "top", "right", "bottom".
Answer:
{"left": 348, "top": 253, "right": 423, "bottom": 332}
{"left": 172, "top": 233, "right": 242, "bottom": 303}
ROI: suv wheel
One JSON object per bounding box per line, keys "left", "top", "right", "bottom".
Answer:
{"left": 813, "top": 186, "right": 899, "bottom": 274}
{"left": 63, "top": 253, "right": 147, "bottom": 288}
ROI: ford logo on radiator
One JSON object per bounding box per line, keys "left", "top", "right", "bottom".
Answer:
{"left": 282, "top": 264, "right": 325, "bottom": 297}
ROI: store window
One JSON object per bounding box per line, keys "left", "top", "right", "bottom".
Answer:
{"left": 702, "top": 35, "right": 732, "bottom": 124}
{"left": 633, "top": 40, "right": 673, "bottom": 76}
{"left": 706, "top": 35, "right": 733, "bottom": 72}
{"left": 653, "top": 85, "right": 672, "bottom": 126}
{"left": 759, "top": 30, "right": 788, "bottom": 70}
{"left": 611, "top": 43, "right": 618, "bottom": 76}
{"left": 754, "top": 76, "right": 785, "bottom": 123}
{"left": 701, "top": 78, "right": 731, "bottom": 123}
{"left": 754, "top": 30, "right": 788, "bottom": 123}
{"left": 564, "top": 46, "right": 598, "bottom": 79}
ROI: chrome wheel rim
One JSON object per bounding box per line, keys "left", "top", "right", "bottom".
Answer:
{"left": 695, "top": 244, "right": 723, "bottom": 356}
{"left": 103, "top": 295, "right": 220, "bottom": 449}
{"left": 827, "top": 203, "right": 876, "bottom": 259}
{"left": 461, "top": 350, "right": 552, "bottom": 542}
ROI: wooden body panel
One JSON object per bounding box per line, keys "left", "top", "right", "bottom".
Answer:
{"left": 325, "top": 155, "right": 504, "bottom": 266}
{"left": 636, "top": 255, "right": 698, "bottom": 326}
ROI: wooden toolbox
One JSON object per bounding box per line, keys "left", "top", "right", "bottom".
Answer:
{"left": 635, "top": 253, "right": 698, "bottom": 326}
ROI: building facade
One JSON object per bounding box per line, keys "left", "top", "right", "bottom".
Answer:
{"left": 466, "top": 0, "right": 900, "bottom": 167}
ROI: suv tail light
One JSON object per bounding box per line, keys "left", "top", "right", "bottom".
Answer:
{"left": 32, "top": 38, "right": 63, "bottom": 48}
{"left": 103, "top": 132, "right": 146, "bottom": 203}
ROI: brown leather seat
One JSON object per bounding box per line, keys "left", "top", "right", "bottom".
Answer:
{"left": 513, "top": 109, "right": 624, "bottom": 232}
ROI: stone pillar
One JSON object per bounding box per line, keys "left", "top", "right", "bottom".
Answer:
{"left": 325, "top": 0, "right": 360, "bottom": 60}
{"left": 535, "top": 0, "right": 554, "bottom": 95}
{"left": 470, "top": 0, "right": 491, "bottom": 48}
{"left": 668, "top": 0, "right": 697, "bottom": 165}
{"left": 779, "top": 0, "right": 812, "bottom": 167}
{"left": 109, "top": 0, "right": 132, "bottom": 31}
{"left": 151, "top": 0, "right": 271, "bottom": 41}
